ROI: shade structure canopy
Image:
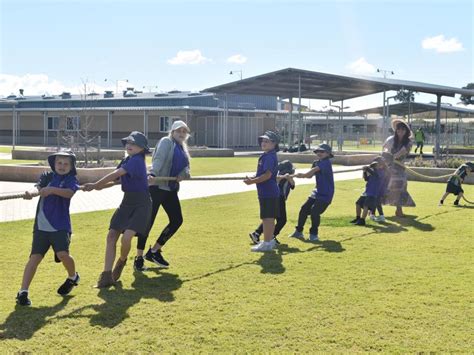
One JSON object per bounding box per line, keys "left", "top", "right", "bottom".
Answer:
{"left": 356, "top": 102, "right": 474, "bottom": 117}
{"left": 203, "top": 68, "right": 474, "bottom": 101}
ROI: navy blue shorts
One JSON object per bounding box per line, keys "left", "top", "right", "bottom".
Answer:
{"left": 356, "top": 196, "right": 377, "bottom": 210}
{"left": 31, "top": 230, "right": 71, "bottom": 257}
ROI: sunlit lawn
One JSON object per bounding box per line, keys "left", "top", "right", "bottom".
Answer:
{"left": 0, "top": 180, "right": 472, "bottom": 352}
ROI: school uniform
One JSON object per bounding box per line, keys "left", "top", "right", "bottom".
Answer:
{"left": 255, "top": 176, "right": 294, "bottom": 237}
{"left": 370, "top": 168, "right": 390, "bottom": 216}
{"left": 296, "top": 157, "right": 334, "bottom": 236}
{"left": 256, "top": 149, "right": 280, "bottom": 219}
{"left": 445, "top": 164, "right": 469, "bottom": 195}
{"left": 109, "top": 153, "right": 152, "bottom": 235}
{"left": 356, "top": 167, "right": 380, "bottom": 211}
{"left": 31, "top": 171, "right": 80, "bottom": 257}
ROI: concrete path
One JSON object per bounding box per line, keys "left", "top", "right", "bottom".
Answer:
{"left": 0, "top": 166, "right": 363, "bottom": 223}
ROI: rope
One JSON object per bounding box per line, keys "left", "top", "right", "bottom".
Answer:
{"left": 0, "top": 168, "right": 364, "bottom": 202}
{"left": 462, "top": 195, "right": 474, "bottom": 204}
{"left": 0, "top": 182, "right": 117, "bottom": 202}
{"left": 152, "top": 167, "right": 364, "bottom": 182}
{"left": 393, "top": 160, "right": 455, "bottom": 180}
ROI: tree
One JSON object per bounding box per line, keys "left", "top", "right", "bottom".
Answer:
{"left": 459, "top": 83, "right": 474, "bottom": 105}
{"left": 60, "top": 80, "right": 101, "bottom": 166}
{"left": 394, "top": 89, "right": 417, "bottom": 123}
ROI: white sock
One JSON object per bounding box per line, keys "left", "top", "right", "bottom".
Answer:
{"left": 19, "top": 289, "right": 28, "bottom": 294}
{"left": 68, "top": 272, "right": 77, "bottom": 281}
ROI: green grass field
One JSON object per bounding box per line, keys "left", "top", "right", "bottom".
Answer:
{"left": 0, "top": 180, "right": 473, "bottom": 352}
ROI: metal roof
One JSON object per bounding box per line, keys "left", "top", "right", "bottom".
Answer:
{"left": 203, "top": 68, "right": 474, "bottom": 100}
{"left": 356, "top": 102, "right": 474, "bottom": 116}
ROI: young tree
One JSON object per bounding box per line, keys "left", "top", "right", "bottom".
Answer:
{"left": 459, "top": 83, "right": 474, "bottom": 105}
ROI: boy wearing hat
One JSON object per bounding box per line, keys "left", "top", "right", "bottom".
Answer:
{"left": 289, "top": 143, "right": 335, "bottom": 241}
{"left": 249, "top": 160, "right": 295, "bottom": 245}
{"left": 84, "top": 131, "right": 152, "bottom": 288}
{"left": 244, "top": 131, "right": 281, "bottom": 252}
{"left": 17, "top": 151, "right": 80, "bottom": 306}
{"left": 439, "top": 162, "right": 473, "bottom": 206}
{"left": 351, "top": 159, "right": 382, "bottom": 226}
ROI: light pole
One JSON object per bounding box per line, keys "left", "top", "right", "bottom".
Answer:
{"left": 329, "top": 101, "right": 350, "bottom": 152}
{"left": 229, "top": 70, "right": 243, "bottom": 80}
{"left": 377, "top": 68, "right": 394, "bottom": 139}
{"left": 104, "top": 78, "right": 129, "bottom": 94}
{"left": 384, "top": 95, "right": 397, "bottom": 138}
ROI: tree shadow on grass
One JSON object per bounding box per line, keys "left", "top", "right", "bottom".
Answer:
{"left": 54, "top": 272, "right": 182, "bottom": 329}
{"left": 0, "top": 295, "right": 73, "bottom": 340}
{"left": 386, "top": 215, "right": 435, "bottom": 232}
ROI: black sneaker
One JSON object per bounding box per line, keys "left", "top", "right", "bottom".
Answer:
{"left": 16, "top": 291, "right": 31, "bottom": 306}
{"left": 350, "top": 217, "right": 360, "bottom": 224}
{"left": 354, "top": 218, "right": 366, "bottom": 226}
{"left": 57, "top": 273, "right": 80, "bottom": 295}
{"left": 249, "top": 232, "right": 260, "bottom": 244}
{"left": 273, "top": 237, "right": 281, "bottom": 245}
{"left": 454, "top": 199, "right": 460, "bottom": 206}
{"left": 439, "top": 200, "right": 444, "bottom": 205}
{"left": 145, "top": 248, "right": 169, "bottom": 268}
{"left": 133, "top": 256, "right": 146, "bottom": 272}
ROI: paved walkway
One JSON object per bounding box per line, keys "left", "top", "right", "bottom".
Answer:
{"left": 0, "top": 166, "right": 363, "bottom": 222}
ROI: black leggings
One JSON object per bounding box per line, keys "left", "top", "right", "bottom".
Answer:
{"left": 137, "top": 186, "right": 183, "bottom": 250}
{"left": 296, "top": 198, "right": 330, "bottom": 236}
{"left": 255, "top": 195, "right": 287, "bottom": 237}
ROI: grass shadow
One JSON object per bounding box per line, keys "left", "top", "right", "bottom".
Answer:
{"left": 53, "top": 272, "right": 183, "bottom": 329}
{"left": 386, "top": 215, "right": 435, "bottom": 232}
{"left": 0, "top": 295, "right": 73, "bottom": 340}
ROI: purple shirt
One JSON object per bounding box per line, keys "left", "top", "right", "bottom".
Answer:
{"left": 256, "top": 150, "right": 279, "bottom": 199}
{"left": 312, "top": 158, "right": 334, "bottom": 203}
{"left": 34, "top": 172, "right": 79, "bottom": 233}
{"left": 169, "top": 143, "right": 189, "bottom": 191}
{"left": 118, "top": 154, "right": 148, "bottom": 192}
{"left": 363, "top": 170, "right": 380, "bottom": 197}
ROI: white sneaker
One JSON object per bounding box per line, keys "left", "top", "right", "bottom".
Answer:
{"left": 251, "top": 241, "right": 274, "bottom": 252}
{"left": 375, "top": 215, "right": 386, "bottom": 222}
{"left": 369, "top": 214, "right": 376, "bottom": 221}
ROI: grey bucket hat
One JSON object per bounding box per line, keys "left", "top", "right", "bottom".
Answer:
{"left": 258, "top": 130, "right": 281, "bottom": 151}
{"left": 121, "top": 131, "right": 151, "bottom": 154}
{"left": 47, "top": 151, "right": 77, "bottom": 176}
{"left": 313, "top": 143, "right": 334, "bottom": 158}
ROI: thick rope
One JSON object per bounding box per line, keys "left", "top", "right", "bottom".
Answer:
{"left": 393, "top": 160, "right": 456, "bottom": 180}
{"left": 0, "top": 167, "right": 364, "bottom": 201}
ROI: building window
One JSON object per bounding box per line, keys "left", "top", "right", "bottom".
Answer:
{"left": 47, "top": 116, "right": 59, "bottom": 130}
{"left": 160, "top": 116, "right": 170, "bottom": 132}
{"left": 66, "top": 116, "right": 80, "bottom": 131}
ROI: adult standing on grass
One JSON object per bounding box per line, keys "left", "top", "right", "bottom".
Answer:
{"left": 414, "top": 127, "right": 425, "bottom": 155}
{"left": 134, "top": 120, "right": 191, "bottom": 270}
{"left": 382, "top": 119, "right": 416, "bottom": 217}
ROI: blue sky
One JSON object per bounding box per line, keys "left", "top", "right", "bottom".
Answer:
{"left": 1, "top": 0, "right": 472, "bottom": 110}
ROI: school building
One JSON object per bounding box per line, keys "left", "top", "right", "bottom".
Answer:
{"left": 0, "top": 89, "right": 283, "bottom": 148}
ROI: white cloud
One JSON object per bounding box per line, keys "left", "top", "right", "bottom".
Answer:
{"left": 167, "top": 50, "right": 211, "bottom": 65}
{"left": 227, "top": 54, "right": 247, "bottom": 64}
{"left": 346, "top": 57, "right": 376, "bottom": 75}
{"left": 0, "top": 73, "right": 118, "bottom": 97}
{"left": 421, "top": 35, "right": 464, "bottom": 53}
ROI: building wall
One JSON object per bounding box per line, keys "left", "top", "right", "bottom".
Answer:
{"left": 0, "top": 109, "right": 278, "bottom": 148}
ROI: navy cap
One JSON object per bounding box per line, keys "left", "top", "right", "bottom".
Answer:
{"left": 47, "top": 151, "right": 77, "bottom": 176}
{"left": 121, "top": 131, "right": 151, "bottom": 154}
{"left": 258, "top": 130, "right": 281, "bottom": 151}
{"left": 313, "top": 143, "right": 333, "bottom": 158}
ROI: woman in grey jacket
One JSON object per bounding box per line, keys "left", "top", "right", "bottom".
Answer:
{"left": 134, "top": 120, "right": 191, "bottom": 270}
